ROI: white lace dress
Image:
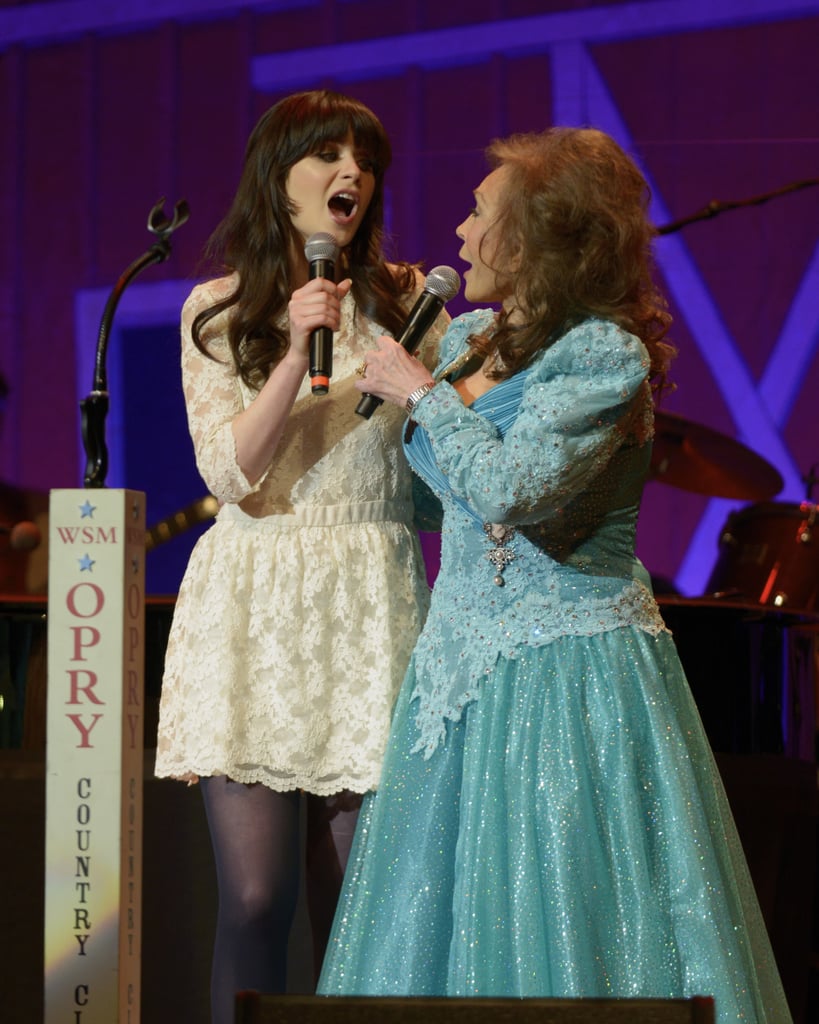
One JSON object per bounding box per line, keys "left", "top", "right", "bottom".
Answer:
{"left": 154, "top": 274, "right": 445, "bottom": 795}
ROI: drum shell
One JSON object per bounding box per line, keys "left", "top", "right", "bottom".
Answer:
{"left": 658, "top": 596, "right": 818, "bottom": 760}
{"left": 706, "top": 501, "right": 819, "bottom": 613}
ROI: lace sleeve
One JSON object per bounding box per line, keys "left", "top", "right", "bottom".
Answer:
{"left": 411, "top": 319, "right": 652, "bottom": 526}
{"left": 180, "top": 279, "right": 256, "bottom": 503}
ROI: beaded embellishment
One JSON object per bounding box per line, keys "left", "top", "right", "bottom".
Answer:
{"left": 484, "top": 523, "right": 517, "bottom": 586}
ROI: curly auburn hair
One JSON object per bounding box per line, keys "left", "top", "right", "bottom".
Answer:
{"left": 471, "top": 126, "right": 675, "bottom": 393}
{"left": 192, "top": 89, "right": 416, "bottom": 389}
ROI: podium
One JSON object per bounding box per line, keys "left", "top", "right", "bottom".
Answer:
{"left": 44, "top": 488, "right": 145, "bottom": 1024}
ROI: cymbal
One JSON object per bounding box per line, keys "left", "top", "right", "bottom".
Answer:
{"left": 650, "top": 411, "right": 783, "bottom": 500}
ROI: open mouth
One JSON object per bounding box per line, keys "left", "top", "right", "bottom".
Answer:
{"left": 328, "top": 191, "right": 359, "bottom": 224}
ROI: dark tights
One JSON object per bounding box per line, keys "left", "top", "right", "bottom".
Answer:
{"left": 200, "top": 776, "right": 360, "bottom": 1024}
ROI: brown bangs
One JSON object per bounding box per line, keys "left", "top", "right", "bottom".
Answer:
{"left": 274, "top": 92, "right": 392, "bottom": 177}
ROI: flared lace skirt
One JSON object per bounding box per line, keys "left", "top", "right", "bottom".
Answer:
{"left": 154, "top": 504, "right": 430, "bottom": 795}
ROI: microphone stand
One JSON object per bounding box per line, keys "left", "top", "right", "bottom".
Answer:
{"left": 803, "top": 463, "right": 818, "bottom": 502}
{"left": 80, "top": 198, "right": 189, "bottom": 488}
{"left": 655, "top": 176, "right": 819, "bottom": 508}
{"left": 657, "top": 176, "right": 819, "bottom": 235}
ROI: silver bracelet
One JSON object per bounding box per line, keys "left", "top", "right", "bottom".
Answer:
{"left": 405, "top": 382, "right": 435, "bottom": 415}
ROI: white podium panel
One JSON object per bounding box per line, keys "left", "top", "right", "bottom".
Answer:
{"left": 45, "top": 489, "right": 145, "bottom": 1024}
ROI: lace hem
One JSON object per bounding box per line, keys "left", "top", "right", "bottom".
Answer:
{"left": 153, "top": 760, "right": 381, "bottom": 796}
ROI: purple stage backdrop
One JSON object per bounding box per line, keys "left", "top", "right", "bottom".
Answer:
{"left": 1, "top": 0, "right": 818, "bottom": 596}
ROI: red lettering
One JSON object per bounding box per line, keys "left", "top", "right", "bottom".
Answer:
{"left": 127, "top": 670, "right": 140, "bottom": 707}
{"left": 69, "top": 626, "right": 101, "bottom": 661}
{"left": 127, "top": 625, "right": 139, "bottom": 662}
{"left": 66, "top": 670, "right": 104, "bottom": 705}
{"left": 126, "top": 713, "right": 140, "bottom": 749}
{"left": 66, "top": 714, "right": 104, "bottom": 748}
{"left": 66, "top": 583, "right": 105, "bottom": 618}
{"left": 127, "top": 582, "right": 141, "bottom": 618}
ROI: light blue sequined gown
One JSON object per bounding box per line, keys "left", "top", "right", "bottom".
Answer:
{"left": 318, "top": 311, "right": 792, "bottom": 1023}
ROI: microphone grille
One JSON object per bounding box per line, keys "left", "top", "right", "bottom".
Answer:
{"left": 304, "top": 232, "right": 340, "bottom": 263}
{"left": 425, "top": 265, "right": 461, "bottom": 302}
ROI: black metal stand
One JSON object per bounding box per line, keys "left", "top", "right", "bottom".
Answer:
{"left": 80, "top": 198, "right": 189, "bottom": 488}
{"left": 657, "top": 177, "right": 819, "bottom": 235}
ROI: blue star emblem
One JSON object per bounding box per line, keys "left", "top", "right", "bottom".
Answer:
{"left": 79, "top": 500, "right": 96, "bottom": 519}
{"left": 79, "top": 554, "right": 95, "bottom": 572}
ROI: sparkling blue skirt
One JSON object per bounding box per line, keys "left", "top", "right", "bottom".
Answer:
{"left": 317, "top": 628, "right": 791, "bottom": 1023}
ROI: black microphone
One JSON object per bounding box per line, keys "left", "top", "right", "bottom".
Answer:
{"left": 356, "top": 265, "right": 461, "bottom": 420}
{"left": 304, "top": 232, "right": 340, "bottom": 395}
{"left": 0, "top": 521, "right": 41, "bottom": 551}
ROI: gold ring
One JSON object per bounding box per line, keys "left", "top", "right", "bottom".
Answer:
{"left": 355, "top": 362, "right": 367, "bottom": 378}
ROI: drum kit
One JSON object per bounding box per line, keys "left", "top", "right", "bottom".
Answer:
{"left": 648, "top": 178, "right": 819, "bottom": 618}
{"left": 651, "top": 410, "right": 818, "bottom": 614}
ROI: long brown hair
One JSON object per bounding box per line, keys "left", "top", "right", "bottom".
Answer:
{"left": 193, "top": 90, "right": 416, "bottom": 388}
{"left": 472, "top": 127, "right": 674, "bottom": 392}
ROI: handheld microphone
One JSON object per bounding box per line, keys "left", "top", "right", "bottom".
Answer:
{"left": 0, "top": 521, "right": 41, "bottom": 551}
{"left": 356, "top": 265, "right": 461, "bottom": 420}
{"left": 304, "top": 232, "right": 340, "bottom": 395}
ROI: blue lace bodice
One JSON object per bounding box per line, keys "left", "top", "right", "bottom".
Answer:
{"left": 404, "top": 309, "right": 669, "bottom": 756}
